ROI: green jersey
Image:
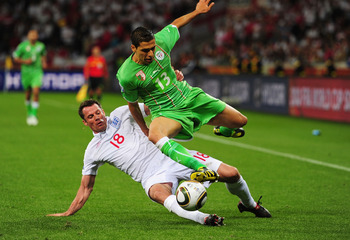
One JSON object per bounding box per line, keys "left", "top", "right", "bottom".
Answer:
{"left": 13, "top": 40, "right": 46, "bottom": 74}
{"left": 117, "top": 25, "right": 193, "bottom": 114}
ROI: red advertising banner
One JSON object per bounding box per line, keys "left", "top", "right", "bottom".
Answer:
{"left": 289, "top": 78, "right": 350, "bottom": 123}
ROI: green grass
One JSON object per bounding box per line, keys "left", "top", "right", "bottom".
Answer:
{"left": 1, "top": 92, "right": 350, "bottom": 239}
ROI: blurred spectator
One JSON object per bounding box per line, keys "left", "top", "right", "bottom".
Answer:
{"left": 325, "top": 58, "right": 336, "bottom": 77}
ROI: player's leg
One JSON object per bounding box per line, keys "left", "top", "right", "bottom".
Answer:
{"left": 96, "top": 86, "right": 102, "bottom": 102}
{"left": 217, "top": 163, "right": 256, "bottom": 208}
{"left": 217, "top": 163, "right": 271, "bottom": 217}
{"left": 26, "top": 72, "right": 43, "bottom": 125}
{"left": 149, "top": 183, "right": 222, "bottom": 225}
{"left": 208, "top": 104, "right": 247, "bottom": 138}
{"left": 88, "top": 77, "right": 96, "bottom": 99}
{"left": 31, "top": 87, "right": 40, "bottom": 117}
{"left": 24, "top": 88, "right": 33, "bottom": 125}
{"left": 149, "top": 117, "right": 207, "bottom": 171}
{"left": 22, "top": 74, "right": 32, "bottom": 115}
{"left": 25, "top": 88, "right": 32, "bottom": 116}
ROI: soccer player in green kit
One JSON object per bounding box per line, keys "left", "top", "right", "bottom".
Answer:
{"left": 117, "top": 0, "right": 247, "bottom": 182}
{"left": 13, "top": 29, "right": 47, "bottom": 126}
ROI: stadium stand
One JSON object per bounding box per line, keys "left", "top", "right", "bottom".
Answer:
{"left": 0, "top": 0, "right": 349, "bottom": 76}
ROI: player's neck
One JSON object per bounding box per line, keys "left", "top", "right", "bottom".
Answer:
{"left": 132, "top": 53, "right": 141, "bottom": 64}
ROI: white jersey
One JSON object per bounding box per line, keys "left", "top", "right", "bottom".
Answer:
{"left": 82, "top": 104, "right": 169, "bottom": 183}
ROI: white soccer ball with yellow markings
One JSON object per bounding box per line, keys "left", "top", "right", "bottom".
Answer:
{"left": 176, "top": 180, "right": 207, "bottom": 211}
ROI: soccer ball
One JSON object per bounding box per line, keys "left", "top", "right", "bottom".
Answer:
{"left": 176, "top": 180, "right": 207, "bottom": 211}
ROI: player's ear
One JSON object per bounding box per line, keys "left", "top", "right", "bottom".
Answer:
{"left": 82, "top": 119, "right": 88, "bottom": 126}
{"left": 131, "top": 44, "right": 137, "bottom": 53}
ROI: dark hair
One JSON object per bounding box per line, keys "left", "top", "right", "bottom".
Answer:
{"left": 131, "top": 27, "right": 154, "bottom": 48}
{"left": 78, "top": 99, "right": 102, "bottom": 120}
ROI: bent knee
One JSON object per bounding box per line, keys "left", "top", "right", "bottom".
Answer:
{"left": 218, "top": 164, "right": 241, "bottom": 183}
{"left": 240, "top": 114, "right": 248, "bottom": 126}
{"left": 226, "top": 113, "right": 248, "bottom": 129}
{"left": 148, "top": 183, "right": 172, "bottom": 205}
{"left": 235, "top": 114, "right": 248, "bottom": 128}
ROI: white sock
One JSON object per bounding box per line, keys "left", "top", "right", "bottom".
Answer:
{"left": 226, "top": 176, "right": 256, "bottom": 208}
{"left": 25, "top": 100, "right": 31, "bottom": 106}
{"left": 163, "top": 195, "right": 208, "bottom": 224}
{"left": 32, "top": 101, "right": 39, "bottom": 109}
{"left": 155, "top": 136, "right": 169, "bottom": 149}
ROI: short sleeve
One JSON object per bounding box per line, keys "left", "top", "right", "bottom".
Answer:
{"left": 154, "top": 25, "right": 180, "bottom": 53}
{"left": 119, "top": 79, "right": 139, "bottom": 103}
{"left": 12, "top": 43, "right": 24, "bottom": 58}
{"left": 82, "top": 159, "right": 104, "bottom": 176}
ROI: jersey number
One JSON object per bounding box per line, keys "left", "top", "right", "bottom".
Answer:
{"left": 155, "top": 72, "right": 171, "bottom": 91}
{"left": 193, "top": 152, "right": 210, "bottom": 162}
{"left": 110, "top": 134, "right": 125, "bottom": 148}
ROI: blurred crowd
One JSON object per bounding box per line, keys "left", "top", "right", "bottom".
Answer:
{"left": 203, "top": 0, "right": 350, "bottom": 75}
{"left": 0, "top": 0, "right": 350, "bottom": 75}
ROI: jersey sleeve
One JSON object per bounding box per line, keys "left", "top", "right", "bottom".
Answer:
{"left": 154, "top": 25, "right": 180, "bottom": 53}
{"left": 82, "top": 144, "right": 104, "bottom": 175}
{"left": 82, "top": 160, "right": 103, "bottom": 175}
{"left": 12, "top": 42, "right": 24, "bottom": 58}
{"left": 117, "top": 71, "right": 139, "bottom": 103}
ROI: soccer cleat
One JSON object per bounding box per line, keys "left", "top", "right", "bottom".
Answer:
{"left": 238, "top": 196, "right": 271, "bottom": 218}
{"left": 190, "top": 167, "right": 219, "bottom": 183}
{"left": 26, "top": 116, "right": 32, "bottom": 126}
{"left": 31, "top": 116, "right": 38, "bottom": 126}
{"left": 204, "top": 214, "right": 225, "bottom": 226}
{"left": 26, "top": 115, "right": 38, "bottom": 126}
{"left": 213, "top": 126, "right": 245, "bottom": 138}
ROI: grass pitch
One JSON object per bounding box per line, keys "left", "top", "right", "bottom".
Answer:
{"left": 0, "top": 92, "right": 349, "bottom": 239}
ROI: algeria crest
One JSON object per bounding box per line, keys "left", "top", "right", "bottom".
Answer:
{"left": 155, "top": 51, "right": 164, "bottom": 61}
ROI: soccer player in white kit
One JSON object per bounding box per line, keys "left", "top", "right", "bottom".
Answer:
{"left": 47, "top": 100, "right": 271, "bottom": 225}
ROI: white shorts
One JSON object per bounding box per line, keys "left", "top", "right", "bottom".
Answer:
{"left": 142, "top": 149, "right": 222, "bottom": 198}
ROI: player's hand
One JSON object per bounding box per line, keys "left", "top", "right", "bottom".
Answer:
{"left": 195, "top": 0, "right": 215, "bottom": 14}
{"left": 175, "top": 69, "right": 184, "bottom": 82}
{"left": 23, "top": 59, "right": 33, "bottom": 65}
{"left": 42, "top": 61, "right": 48, "bottom": 69}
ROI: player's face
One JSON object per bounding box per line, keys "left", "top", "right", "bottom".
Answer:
{"left": 82, "top": 104, "right": 107, "bottom": 133}
{"left": 92, "top": 46, "right": 101, "bottom": 56}
{"left": 131, "top": 39, "right": 156, "bottom": 65}
{"left": 27, "top": 30, "right": 38, "bottom": 43}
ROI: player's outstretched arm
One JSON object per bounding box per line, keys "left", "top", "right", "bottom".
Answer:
{"left": 13, "top": 57, "right": 32, "bottom": 65}
{"left": 171, "top": 0, "right": 214, "bottom": 29}
{"left": 128, "top": 102, "right": 149, "bottom": 136}
{"left": 47, "top": 175, "right": 95, "bottom": 217}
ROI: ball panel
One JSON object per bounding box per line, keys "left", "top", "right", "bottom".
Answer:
{"left": 176, "top": 180, "right": 207, "bottom": 211}
{"left": 176, "top": 187, "right": 190, "bottom": 208}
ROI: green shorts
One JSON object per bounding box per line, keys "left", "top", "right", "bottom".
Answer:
{"left": 151, "top": 87, "right": 226, "bottom": 140}
{"left": 21, "top": 70, "right": 43, "bottom": 90}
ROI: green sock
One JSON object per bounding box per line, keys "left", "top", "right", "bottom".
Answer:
{"left": 160, "top": 139, "right": 206, "bottom": 171}
{"left": 219, "top": 126, "right": 237, "bottom": 137}
{"left": 31, "top": 102, "right": 39, "bottom": 117}
{"left": 25, "top": 101, "right": 31, "bottom": 116}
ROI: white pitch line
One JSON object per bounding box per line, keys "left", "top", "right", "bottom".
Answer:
{"left": 195, "top": 133, "right": 350, "bottom": 173}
